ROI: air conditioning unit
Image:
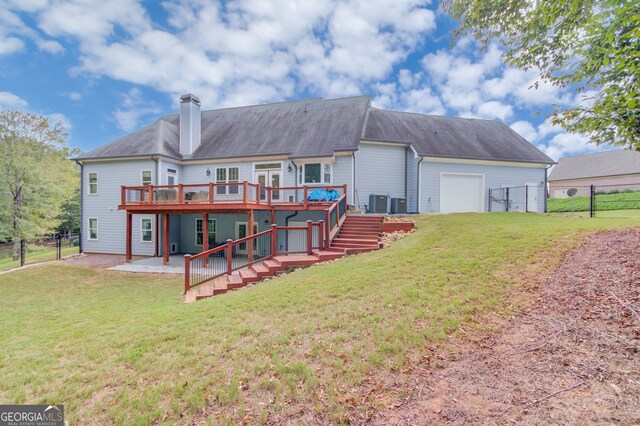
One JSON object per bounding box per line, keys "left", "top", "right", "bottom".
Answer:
{"left": 368, "top": 194, "right": 389, "bottom": 213}
{"left": 390, "top": 198, "right": 407, "bottom": 214}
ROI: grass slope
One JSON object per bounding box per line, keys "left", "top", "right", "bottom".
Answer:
{"left": 548, "top": 191, "right": 640, "bottom": 212}
{"left": 0, "top": 214, "right": 638, "bottom": 424}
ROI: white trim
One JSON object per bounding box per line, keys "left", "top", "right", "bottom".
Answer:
{"left": 360, "top": 139, "right": 411, "bottom": 147}
{"left": 157, "top": 158, "right": 162, "bottom": 186}
{"left": 87, "top": 217, "right": 98, "bottom": 240}
{"left": 423, "top": 156, "right": 548, "bottom": 168}
{"left": 140, "top": 218, "right": 153, "bottom": 243}
{"left": 294, "top": 157, "right": 335, "bottom": 165}
{"left": 195, "top": 217, "right": 217, "bottom": 247}
{"left": 439, "top": 172, "right": 485, "bottom": 213}
{"left": 140, "top": 170, "right": 153, "bottom": 186}
{"left": 87, "top": 172, "right": 98, "bottom": 195}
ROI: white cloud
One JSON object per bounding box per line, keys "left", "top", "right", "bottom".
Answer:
{"left": 510, "top": 120, "right": 538, "bottom": 142}
{"left": 113, "top": 87, "right": 162, "bottom": 131}
{"left": 48, "top": 112, "right": 71, "bottom": 130}
{"left": 0, "top": 91, "right": 28, "bottom": 108}
{"left": 476, "top": 101, "right": 513, "bottom": 121}
{"left": 3, "top": 0, "right": 436, "bottom": 109}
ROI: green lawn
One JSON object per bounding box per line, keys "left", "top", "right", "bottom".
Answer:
{"left": 0, "top": 214, "right": 638, "bottom": 424}
{"left": 548, "top": 191, "right": 640, "bottom": 212}
{"left": 0, "top": 246, "right": 79, "bottom": 272}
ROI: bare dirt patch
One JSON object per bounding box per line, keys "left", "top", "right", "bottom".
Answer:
{"left": 373, "top": 229, "right": 640, "bottom": 425}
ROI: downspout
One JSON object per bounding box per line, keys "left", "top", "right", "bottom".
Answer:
{"left": 76, "top": 160, "right": 83, "bottom": 253}
{"left": 416, "top": 157, "right": 423, "bottom": 214}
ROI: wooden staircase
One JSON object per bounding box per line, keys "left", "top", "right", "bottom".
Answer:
{"left": 328, "top": 215, "right": 384, "bottom": 253}
{"left": 185, "top": 251, "right": 344, "bottom": 302}
{"left": 185, "top": 214, "right": 384, "bottom": 303}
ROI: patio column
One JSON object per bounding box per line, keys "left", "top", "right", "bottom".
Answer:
{"left": 247, "top": 209, "right": 254, "bottom": 261}
{"left": 163, "top": 213, "right": 170, "bottom": 265}
{"left": 202, "top": 213, "right": 209, "bottom": 267}
{"left": 126, "top": 212, "right": 132, "bottom": 263}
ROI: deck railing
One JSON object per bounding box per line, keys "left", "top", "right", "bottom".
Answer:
{"left": 121, "top": 182, "right": 348, "bottom": 208}
{"left": 185, "top": 220, "right": 326, "bottom": 292}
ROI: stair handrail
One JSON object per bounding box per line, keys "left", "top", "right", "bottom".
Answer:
{"left": 185, "top": 221, "right": 325, "bottom": 293}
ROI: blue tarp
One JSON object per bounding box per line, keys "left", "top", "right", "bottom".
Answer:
{"left": 307, "top": 189, "right": 340, "bottom": 202}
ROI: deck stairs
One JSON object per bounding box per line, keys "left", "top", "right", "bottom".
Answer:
{"left": 185, "top": 214, "right": 384, "bottom": 302}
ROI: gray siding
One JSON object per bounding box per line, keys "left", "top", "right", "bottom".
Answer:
{"left": 82, "top": 160, "right": 156, "bottom": 255}
{"left": 355, "top": 142, "right": 406, "bottom": 211}
{"left": 160, "top": 160, "right": 182, "bottom": 185}
{"left": 406, "top": 151, "right": 419, "bottom": 213}
{"left": 420, "top": 161, "right": 547, "bottom": 213}
{"left": 333, "top": 154, "right": 354, "bottom": 203}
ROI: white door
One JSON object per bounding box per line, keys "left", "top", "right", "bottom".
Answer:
{"left": 440, "top": 173, "right": 484, "bottom": 213}
{"left": 255, "top": 170, "right": 281, "bottom": 202}
{"left": 235, "top": 222, "right": 258, "bottom": 254}
{"left": 526, "top": 183, "right": 539, "bottom": 212}
{"left": 287, "top": 222, "right": 308, "bottom": 255}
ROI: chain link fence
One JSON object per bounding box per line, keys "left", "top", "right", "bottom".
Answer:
{"left": 0, "top": 233, "right": 80, "bottom": 272}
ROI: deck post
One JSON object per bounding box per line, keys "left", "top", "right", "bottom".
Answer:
{"left": 121, "top": 185, "right": 126, "bottom": 205}
{"left": 154, "top": 214, "right": 159, "bottom": 257}
{"left": 184, "top": 254, "right": 191, "bottom": 294}
{"left": 178, "top": 184, "right": 184, "bottom": 204}
{"left": 247, "top": 210, "right": 254, "bottom": 261}
{"left": 163, "top": 214, "right": 170, "bottom": 265}
{"left": 243, "top": 181, "right": 249, "bottom": 204}
{"left": 270, "top": 224, "right": 277, "bottom": 256}
{"left": 343, "top": 184, "right": 347, "bottom": 203}
{"left": 306, "top": 220, "right": 313, "bottom": 255}
{"left": 209, "top": 182, "right": 214, "bottom": 204}
{"left": 202, "top": 213, "right": 209, "bottom": 267}
{"left": 318, "top": 220, "right": 324, "bottom": 251}
{"left": 226, "top": 239, "right": 233, "bottom": 275}
{"left": 324, "top": 210, "right": 330, "bottom": 249}
{"left": 126, "top": 212, "right": 132, "bottom": 263}
{"left": 270, "top": 209, "right": 276, "bottom": 226}
{"left": 303, "top": 186, "right": 308, "bottom": 209}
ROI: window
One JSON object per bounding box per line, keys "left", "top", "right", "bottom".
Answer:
{"left": 299, "top": 163, "right": 332, "bottom": 184}
{"left": 167, "top": 168, "right": 177, "bottom": 185}
{"left": 195, "top": 218, "right": 216, "bottom": 246}
{"left": 141, "top": 218, "right": 152, "bottom": 242}
{"left": 141, "top": 170, "right": 152, "bottom": 186}
{"left": 88, "top": 218, "right": 98, "bottom": 240}
{"left": 88, "top": 172, "right": 98, "bottom": 195}
{"left": 215, "top": 167, "right": 240, "bottom": 195}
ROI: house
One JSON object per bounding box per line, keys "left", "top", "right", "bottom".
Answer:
{"left": 74, "top": 95, "right": 554, "bottom": 261}
{"left": 548, "top": 150, "right": 640, "bottom": 197}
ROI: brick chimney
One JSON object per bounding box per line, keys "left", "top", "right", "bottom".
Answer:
{"left": 179, "top": 94, "right": 201, "bottom": 156}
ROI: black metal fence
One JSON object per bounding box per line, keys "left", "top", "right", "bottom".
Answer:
{"left": 495, "top": 181, "right": 640, "bottom": 218}
{"left": 488, "top": 185, "right": 545, "bottom": 213}
{"left": 0, "top": 233, "right": 80, "bottom": 272}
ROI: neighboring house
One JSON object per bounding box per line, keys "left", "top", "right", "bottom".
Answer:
{"left": 548, "top": 150, "right": 640, "bottom": 198}
{"left": 74, "top": 95, "right": 554, "bottom": 258}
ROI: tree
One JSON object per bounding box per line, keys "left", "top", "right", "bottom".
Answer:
{"left": 0, "top": 110, "right": 78, "bottom": 250}
{"left": 443, "top": 0, "right": 639, "bottom": 150}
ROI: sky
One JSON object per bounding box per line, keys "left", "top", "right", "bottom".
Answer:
{"left": 0, "top": 0, "right": 611, "bottom": 160}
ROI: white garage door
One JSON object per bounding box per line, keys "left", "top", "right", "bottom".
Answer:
{"left": 440, "top": 173, "right": 484, "bottom": 213}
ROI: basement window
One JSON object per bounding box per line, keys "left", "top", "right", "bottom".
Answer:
{"left": 141, "top": 218, "right": 152, "bottom": 242}
{"left": 88, "top": 218, "right": 98, "bottom": 240}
